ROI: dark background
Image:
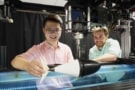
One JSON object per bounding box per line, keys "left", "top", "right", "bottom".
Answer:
{"left": 0, "top": 11, "right": 131, "bottom": 70}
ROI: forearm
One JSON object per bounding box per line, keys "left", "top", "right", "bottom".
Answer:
{"left": 95, "top": 54, "right": 117, "bottom": 63}
{"left": 11, "top": 56, "right": 30, "bottom": 71}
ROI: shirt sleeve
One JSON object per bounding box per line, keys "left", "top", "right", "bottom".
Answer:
{"left": 89, "top": 47, "right": 95, "bottom": 60}
{"left": 107, "top": 40, "right": 122, "bottom": 58}
{"left": 18, "top": 45, "right": 40, "bottom": 61}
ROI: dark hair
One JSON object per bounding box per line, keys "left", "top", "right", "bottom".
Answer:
{"left": 43, "top": 14, "right": 63, "bottom": 28}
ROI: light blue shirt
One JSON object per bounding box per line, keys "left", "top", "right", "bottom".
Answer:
{"left": 89, "top": 38, "right": 124, "bottom": 81}
{"left": 89, "top": 38, "right": 121, "bottom": 60}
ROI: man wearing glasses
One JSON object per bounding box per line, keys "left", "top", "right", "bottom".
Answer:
{"left": 89, "top": 26, "right": 121, "bottom": 62}
{"left": 11, "top": 14, "right": 74, "bottom": 89}
{"left": 11, "top": 14, "right": 74, "bottom": 90}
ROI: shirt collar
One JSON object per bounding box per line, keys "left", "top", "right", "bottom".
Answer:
{"left": 44, "top": 40, "right": 62, "bottom": 49}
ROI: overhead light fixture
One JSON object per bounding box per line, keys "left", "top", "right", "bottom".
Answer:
{"left": 0, "top": 0, "right": 4, "bottom": 5}
{"left": 20, "top": 0, "right": 67, "bottom": 7}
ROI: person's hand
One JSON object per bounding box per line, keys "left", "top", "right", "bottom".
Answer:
{"left": 25, "top": 60, "right": 46, "bottom": 77}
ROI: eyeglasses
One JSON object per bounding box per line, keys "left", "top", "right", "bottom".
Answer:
{"left": 45, "top": 28, "right": 61, "bottom": 34}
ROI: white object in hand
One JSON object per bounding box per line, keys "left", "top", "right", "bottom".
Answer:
{"left": 39, "top": 59, "right": 49, "bottom": 84}
{"left": 54, "top": 60, "right": 80, "bottom": 77}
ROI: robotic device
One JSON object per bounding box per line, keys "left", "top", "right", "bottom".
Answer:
{"left": 40, "top": 59, "right": 100, "bottom": 83}
{"left": 49, "top": 58, "right": 135, "bottom": 77}
{"left": 49, "top": 60, "right": 100, "bottom": 77}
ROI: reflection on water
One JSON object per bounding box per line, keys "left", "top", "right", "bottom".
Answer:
{"left": 36, "top": 76, "right": 73, "bottom": 90}
{"left": 0, "top": 65, "right": 135, "bottom": 90}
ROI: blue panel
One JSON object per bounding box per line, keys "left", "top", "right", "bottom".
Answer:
{"left": 72, "top": 10, "right": 83, "bottom": 21}
{"left": 0, "top": 64, "right": 135, "bottom": 90}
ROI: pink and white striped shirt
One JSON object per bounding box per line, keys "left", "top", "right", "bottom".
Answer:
{"left": 18, "top": 41, "right": 74, "bottom": 89}
{"left": 19, "top": 40, "right": 74, "bottom": 65}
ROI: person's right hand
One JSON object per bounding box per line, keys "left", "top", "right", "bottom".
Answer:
{"left": 25, "top": 60, "right": 46, "bottom": 77}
